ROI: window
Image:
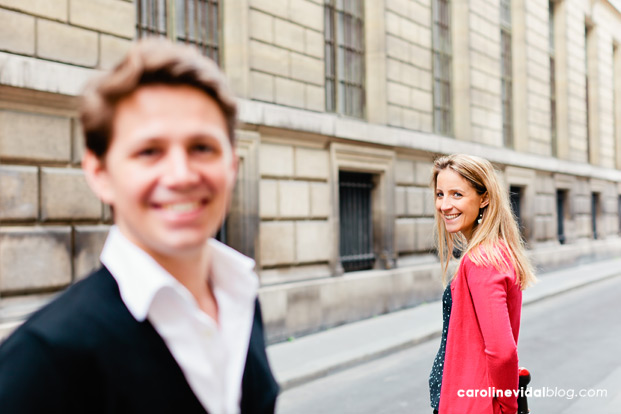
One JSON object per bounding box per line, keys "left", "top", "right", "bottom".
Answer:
{"left": 556, "top": 189, "right": 567, "bottom": 244}
{"left": 500, "top": 0, "right": 513, "bottom": 147}
{"left": 618, "top": 194, "right": 621, "bottom": 235}
{"left": 509, "top": 186, "right": 523, "bottom": 234}
{"left": 585, "top": 24, "right": 592, "bottom": 162}
{"left": 549, "top": 1, "right": 557, "bottom": 156}
{"left": 432, "top": 0, "right": 453, "bottom": 135}
{"left": 591, "top": 192, "right": 600, "bottom": 239}
{"left": 136, "top": 0, "right": 167, "bottom": 38}
{"left": 614, "top": 44, "right": 620, "bottom": 168}
{"left": 339, "top": 171, "right": 374, "bottom": 272}
{"left": 136, "top": 0, "right": 220, "bottom": 63}
{"left": 325, "top": 0, "right": 365, "bottom": 118}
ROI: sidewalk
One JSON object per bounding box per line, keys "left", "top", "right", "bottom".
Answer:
{"left": 267, "top": 256, "right": 621, "bottom": 390}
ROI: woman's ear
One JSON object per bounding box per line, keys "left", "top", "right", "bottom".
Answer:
{"left": 82, "top": 150, "right": 114, "bottom": 205}
{"left": 480, "top": 192, "right": 490, "bottom": 209}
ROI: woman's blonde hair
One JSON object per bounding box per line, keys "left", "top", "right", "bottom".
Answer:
{"left": 431, "top": 154, "right": 536, "bottom": 290}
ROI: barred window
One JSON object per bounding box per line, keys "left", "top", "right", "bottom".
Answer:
{"left": 556, "top": 189, "right": 566, "bottom": 244}
{"left": 339, "top": 171, "right": 375, "bottom": 272}
{"left": 615, "top": 44, "right": 620, "bottom": 169}
{"left": 509, "top": 186, "right": 523, "bottom": 235}
{"left": 618, "top": 194, "right": 621, "bottom": 235}
{"left": 136, "top": 0, "right": 220, "bottom": 63}
{"left": 137, "top": 0, "right": 168, "bottom": 38}
{"left": 500, "top": 0, "right": 513, "bottom": 148}
{"left": 325, "top": 0, "right": 365, "bottom": 118}
{"left": 549, "top": 1, "right": 557, "bottom": 156}
{"left": 586, "top": 24, "right": 592, "bottom": 162}
{"left": 591, "top": 192, "right": 600, "bottom": 239}
{"left": 432, "top": 0, "right": 452, "bottom": 135}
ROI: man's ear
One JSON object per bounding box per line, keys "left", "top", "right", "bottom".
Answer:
{"left": 480, "top": 192, "right": 490, "bottom": 209}
{"left": 82, "top": 150, "right": 114, "bottom": 205}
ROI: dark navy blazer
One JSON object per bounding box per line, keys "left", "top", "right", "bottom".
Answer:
{"left": 0, "top": 266, "right": 279, "bottom": 413}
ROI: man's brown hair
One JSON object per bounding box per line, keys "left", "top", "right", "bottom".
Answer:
{"left": 80, "top": 38, "right": 237, "bottom": 158}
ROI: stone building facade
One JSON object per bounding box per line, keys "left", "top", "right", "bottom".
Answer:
{"left": 0, "top": 0, "right": 620, "bottom": 342}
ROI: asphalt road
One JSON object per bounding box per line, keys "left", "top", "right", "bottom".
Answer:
{"left": 276, "top": 274, "right": 621, "bottom": 414}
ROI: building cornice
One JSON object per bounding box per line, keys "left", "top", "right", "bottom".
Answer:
{"left": 0, "top": 52, "right": 96, "bottom": 97}
{"left": 238, "top": 99, "right": 621, "bottom": 183}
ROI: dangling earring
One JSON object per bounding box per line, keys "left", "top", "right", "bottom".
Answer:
{"left": 477, "top": 212, "right": 483, "bottom": 224}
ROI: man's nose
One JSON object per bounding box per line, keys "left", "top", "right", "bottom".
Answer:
{"left": 162, "top": 149, "right": 200, "bottom": 187}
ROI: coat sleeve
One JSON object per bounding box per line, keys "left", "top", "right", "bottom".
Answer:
{"left": 465, "top": 257, "right": 519, "bottom": 414}
{"left": 0, "top": 328, "right": 71, "bottom": 413}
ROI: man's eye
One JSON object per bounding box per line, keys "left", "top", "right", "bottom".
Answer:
{"left": 138, "top": 148, "right": 160, "bottom": 157}
{"left": 192, "top": 143, "right": 215, "bottom": 153}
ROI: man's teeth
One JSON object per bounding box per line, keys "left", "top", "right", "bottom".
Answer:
{"left": 163, "top": 202, "right": 201, "bottom": 212}
{"left": 445, "top": 214, "right": 460, "bottom": 220}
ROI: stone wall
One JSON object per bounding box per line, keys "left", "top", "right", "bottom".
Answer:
{"left": 468, "top": 0, "right": 503, "bottom": 147}
{"left": 0, "top": 0, "right": 133, "bottom": 70}
{"left": 385, "top": 0, "right": 433, "bottom": 132}
{"left": 0, "top": 0, "right": 131, "bottom": 317}
{"left": 258, "top": 139, "right": 332, "bottom": 284}
{"left": 394, "top": 158, "right": 435, "bottom": 256}
{"left": 248, "top": 0, "right": 324, "bottom": 111}
{"left": 0, "top": 101, "right": 110, "bottom": 295}
{"left": 523, "top": 0, "right": 553, "bottom": 156}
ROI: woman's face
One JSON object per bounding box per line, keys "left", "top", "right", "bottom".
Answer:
{"left": 435, "top": 168, "right": 488, "bottom": 241}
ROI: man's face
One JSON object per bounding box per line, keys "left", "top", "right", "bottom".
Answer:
{"left": 85, "top": 84, "right": 237, "bottom": 260}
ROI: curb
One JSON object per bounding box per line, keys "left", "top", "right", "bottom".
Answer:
{"left": 270, "top": 258, "right": 621, "bottom": 391}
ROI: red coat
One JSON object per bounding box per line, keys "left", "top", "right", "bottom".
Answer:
{"left": 439, "top": 249, "right": 522, "bottom": 414}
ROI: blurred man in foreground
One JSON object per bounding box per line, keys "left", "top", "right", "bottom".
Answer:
{"left": 0, "top": 39, "right": 279, "bottom": 414}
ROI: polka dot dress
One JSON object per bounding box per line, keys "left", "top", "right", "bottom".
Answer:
{"left": 429, "top": 282, "right": 452, "bottom": 411}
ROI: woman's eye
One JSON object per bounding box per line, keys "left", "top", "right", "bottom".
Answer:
{"left": 454, "top": 192, "right": 463, "bottom": 198}
{"left": 436, "top": 192, "right": 443, "bottom": 198}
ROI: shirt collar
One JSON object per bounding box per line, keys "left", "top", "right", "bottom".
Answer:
{"left": 100, "top": 226, "right": 259, "bottom": 322}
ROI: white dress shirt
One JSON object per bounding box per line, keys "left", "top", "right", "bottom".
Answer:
{"left": 100, "top": 226, "right": 259, "bottom": 414}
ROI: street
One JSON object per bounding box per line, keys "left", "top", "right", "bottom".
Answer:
{"left": 276, "top": 274, "right": 621, "bottom": 414}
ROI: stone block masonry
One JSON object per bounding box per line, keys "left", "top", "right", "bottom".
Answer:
{"left": 40, "top": 168, "right": 102, "bottom": 221}
{"left": 0, "top": 165, "right": 38, "bottom": 220}
{"left": 0, "top": 110, "right": 71, "bottom": 162}
{"left": 248, "top": 0, "right": 324, "bottom": 111}
{"left": 385, "top": 1, "right": 434, "bottom": 131}
{"left": 0, "top": 227, "right": 72, "bottom": 293}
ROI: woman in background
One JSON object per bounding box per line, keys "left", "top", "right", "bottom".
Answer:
{"left": 428, "top": 154, "right": 536, "bottom": 414}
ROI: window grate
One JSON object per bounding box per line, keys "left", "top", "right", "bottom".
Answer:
{"left": 556, "top": 190, "right": 566, "bottom": 244}
{"left": 500, "top": 3, "right": 513, "bottom": 148}
{"left": 324, "top": 0, "right": 365, "bottom": 118}
{"left": 137, "top": 0, "right": 168, "bottom": 38}
{"left": 586, "top": 25, "right": 592, "bottom": 162}
{"left": 549, "top": 1, "right": 557, "bottom": 155}
{"left": 136, "top": 0, "right": 220, "bottom": 63}
{"left": 339, "top": 171, "right": 374, "bottom": 272}
{"left": 591, "top": 193, "right": 599, "bottom": 239}
{"left": 509, "top": 186, "right": 523, "bottom": 235}
{"left": 432, "top": 0, "right": 452, "bottom": 135}
{"left": 618, "top": 195, "right": 621, "bottom": 235}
